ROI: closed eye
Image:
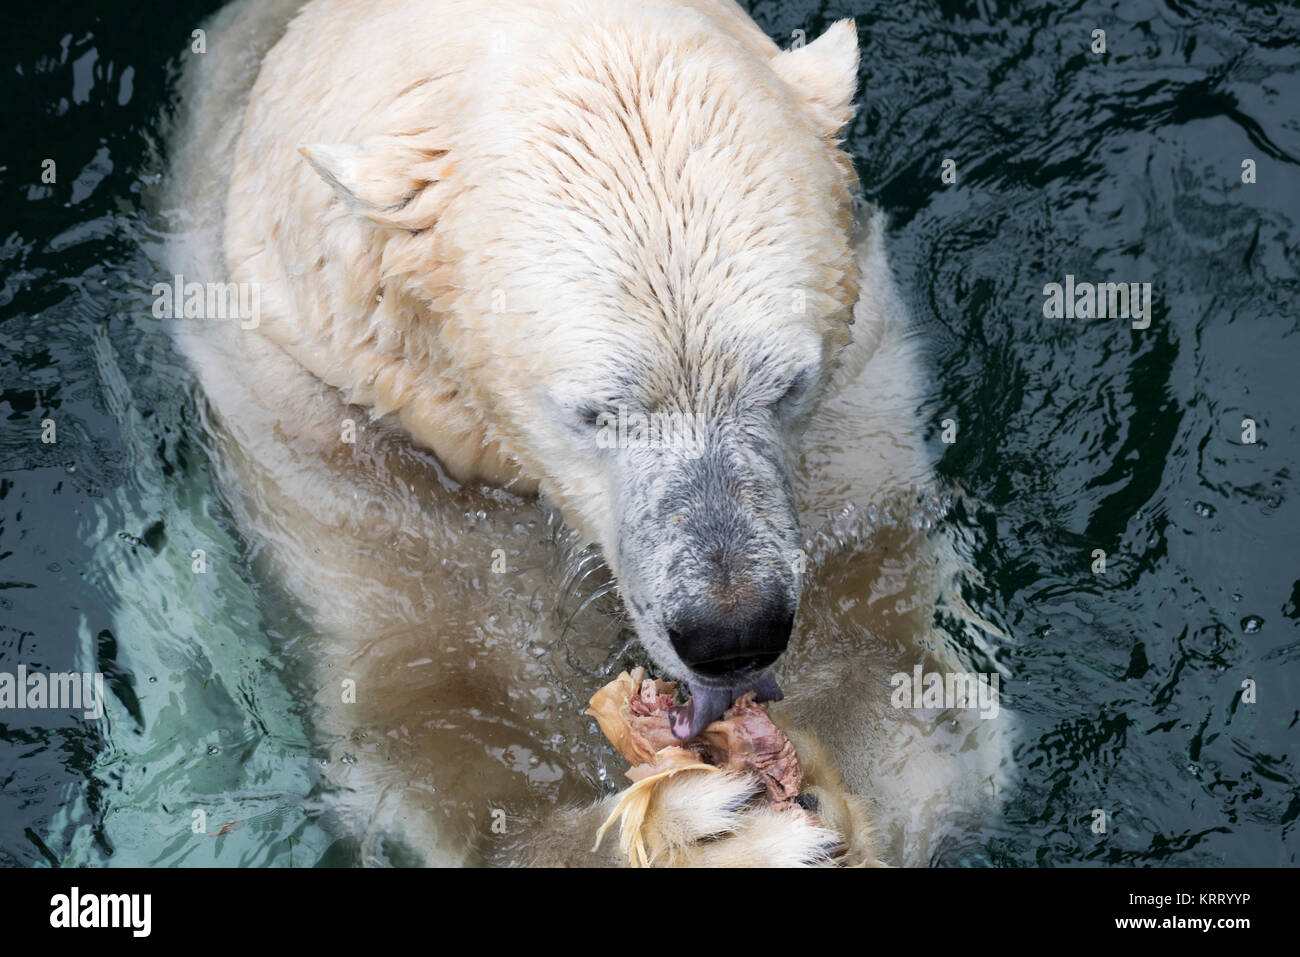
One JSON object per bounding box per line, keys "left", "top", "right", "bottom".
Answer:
{"left": 775, "top": 371, "right": 814, "bottom": 411}
{"left": 573, "top": 403, "right": 604, "bottom": 429}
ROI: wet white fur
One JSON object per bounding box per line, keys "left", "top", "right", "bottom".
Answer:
{"left": 161, "top": 0, "right": 1012, "bottom": 866}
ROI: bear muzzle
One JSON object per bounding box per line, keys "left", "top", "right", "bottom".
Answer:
{"left": 664, "top": 595, "right": 792, "bottom": 739}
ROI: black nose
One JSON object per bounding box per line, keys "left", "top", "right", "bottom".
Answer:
{"left": 667, "top": 598, "right": 793, "bottom": 678}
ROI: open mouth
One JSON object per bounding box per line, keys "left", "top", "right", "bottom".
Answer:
{"left": 668, "top": 668, "right": 784, "bottom": 741}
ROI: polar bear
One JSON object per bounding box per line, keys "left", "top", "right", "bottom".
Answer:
{"left": 161, "top": 0, "right": 1011, "bottom": 866}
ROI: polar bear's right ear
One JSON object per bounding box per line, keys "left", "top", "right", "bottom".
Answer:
{"left": 772, "top": 19, "right": 860, "bottom": 140}
{"left": 299, "top": 134, "right": 451, "bottom": 231}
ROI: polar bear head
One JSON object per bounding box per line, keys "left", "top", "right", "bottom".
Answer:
{"left": 302, "top": 15, "right": 864, "bottom": 735}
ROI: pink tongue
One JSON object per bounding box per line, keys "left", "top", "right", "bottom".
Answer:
{"left": 668, "top": 685, "right": 733, "bottom": 740}
{"left": 667, "top": 673, "right": 783, "bottom": 741}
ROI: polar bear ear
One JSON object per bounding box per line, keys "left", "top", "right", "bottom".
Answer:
{"left": 299, "top": 134, "right": 451, "bottom": 231}
{"left": 772, "top": 19, "right": 860, "bottom": 140}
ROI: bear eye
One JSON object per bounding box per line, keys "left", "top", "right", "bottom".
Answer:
{"left": 775, "top": 371, "right": 813, "bottom": 411}
{"left": 574, "top": 403, "right": 604, "bottom": 429}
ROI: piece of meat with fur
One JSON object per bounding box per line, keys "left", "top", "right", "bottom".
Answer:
{"left": 586, "top": 668, "right": 803, "bottom": 808}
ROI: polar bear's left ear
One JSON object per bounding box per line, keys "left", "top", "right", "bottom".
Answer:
{"left": 772, "top": 19, "right": 860, "bottom": 140}
{"left": 299, "top": 133, "right": 451, "bottom": 231}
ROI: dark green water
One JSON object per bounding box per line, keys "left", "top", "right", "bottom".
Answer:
{"left": 1, "top": 0, "right": 1296, "bottom": 865}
